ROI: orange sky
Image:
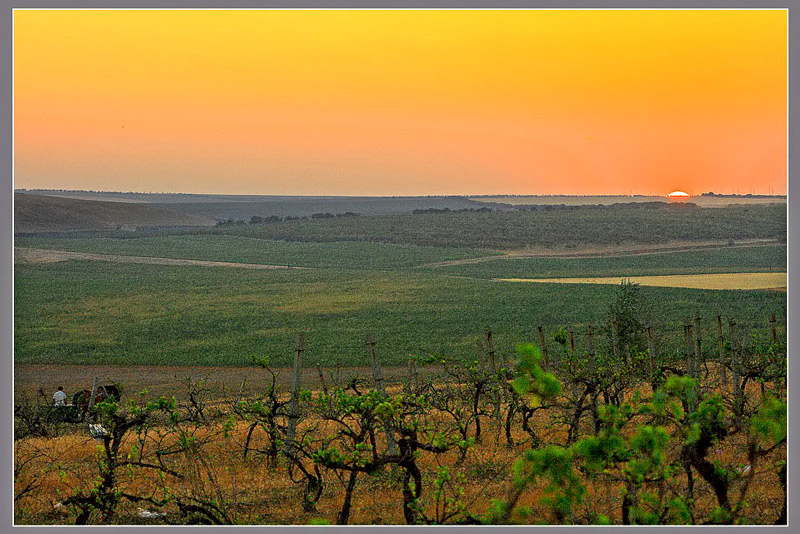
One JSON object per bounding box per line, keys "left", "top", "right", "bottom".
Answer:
{"left": 14, "top": 9, "right": 787, "bottom": 196}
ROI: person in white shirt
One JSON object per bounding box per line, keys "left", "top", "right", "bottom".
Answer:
{"left": 53, "top": 386, "right": 67, "bottom": 406}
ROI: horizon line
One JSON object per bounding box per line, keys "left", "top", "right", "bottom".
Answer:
{"left": 13, "top": 188, "right": 788, "bottom": 198}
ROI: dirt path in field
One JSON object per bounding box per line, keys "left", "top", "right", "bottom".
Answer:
{"left": 14, "top": 364, "right": 436, "bottom": 403}
{"left": 14, "top": 247, "right": 308, "bottom": 270}
{"left": 421, "top": 239, "right": 783, "bottom": 268}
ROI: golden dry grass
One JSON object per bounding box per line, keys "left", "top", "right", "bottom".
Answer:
{"left": 497, "top": 272, "right": 787, "bottom": 290}
{"left": 14, "top": 377, "right": 785, "bottom": 526}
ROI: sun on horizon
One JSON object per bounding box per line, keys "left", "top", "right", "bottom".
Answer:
{"left": 667, "top": 191, "right": 691, "bottom": 203}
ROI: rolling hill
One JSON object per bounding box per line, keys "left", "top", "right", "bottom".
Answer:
{"left": 14, "top": 193, "right": 216, "bottom": 233}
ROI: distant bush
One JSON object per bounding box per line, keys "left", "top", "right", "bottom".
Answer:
{"left": 412, "top": 207, "right": 494, "bottom": 214}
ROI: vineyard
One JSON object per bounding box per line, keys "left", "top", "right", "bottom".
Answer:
{"left": 14, "top": 283, "right": 786, "bottom": 525}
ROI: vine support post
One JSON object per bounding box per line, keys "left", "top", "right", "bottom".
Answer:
{"left": 486, "top": 328, "right": 496, "bottom": 371}
{"left": 407, "top": 355, "right": 419, "bottom": 392}
{"left": 694, "top": 314, "right": 704, "bottom": 380}
{"left": 716, "top": 315, "right": 726, "bottom": 388}
{"left": 537, "top": 326, "right": 549, "bottom": 369}
{"left": 486, "top": 328, "right": 502, "bottom": 430}
{"left": 315, "top": 363, "right": 327, "bottom": 395}
{"left": 285, "top": 332, "right": 304, "bottom": 458}
{"left": 684, "top": 323, "right": 697, "bottom": 380}
{"left": 476, "top": 339, "right": 486, "bottom": 372}
{"left": 315, "top": 363, "right": 330, "bottom": 409}
{"left": 728, "top": 321, "right": 743, "bottom": 415}
{"left": 87, "top": 376, "right": 99, "bottom": 411}
{"left": 586, "top": 324, "right": 596, "bottom": 374}
{"left": 770, "top": 313, "right": 777, "bottom": 344}
{"left": 367, "top": 333, "right": 398, "bottom": 455}
{"left": 586, "top": 324, "right": 599, "bottom": 434}
{"left": 683, "top": 323, "right": 697, "bottom": 411}
{"left": 769, "top": 314, "right": 785, "bottom": 401}
{"left": 646, "top": 325, "right": 658, "bottom": 389}
{"left": 569, "top": 329, "right": 577, "bottom": 397}
{"left": 611, "top": 317, "right": 621, "bottom": 364}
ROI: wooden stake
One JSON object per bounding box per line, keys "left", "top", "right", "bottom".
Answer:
{"left": 316, "top": 364, "right": 328, "bottom": 396}
{"left": 728, "top": 321, "right": 743, "bottom": 414}
{"left": 646, "top": 326, "right": 656, "bottom": 379}
{"left": 486, "top": 328, "right": 496, "bottom": 371}
{"left": 476, "top": 339, "right": 486, "bottom": 372}
{"left": 568, "top": 329, "right": 577, "bottom": 397}
{"left": 716, "top": 315, "right": 726, "bottom": 387}
{"left": 367, "top": 334, "right": 397, "bottom": 455}
{"left": 235, "top": 378, "right": 247, "bottom": 405}
{"left": 87, "top": 376, "right": 99, "bottom": 411}
{"left": 537, "top": 326, "right": 549, "bottom": 369}
{"left": 694, "top": 315, "right": 703, "bottom": 380}
{"left": 684, "top": 324, "right": 696, "bottom": 379}
{"left": 586, "top": 325, "right": 595, "bottom": 374}
{"left": 407, "top": 356, "right": 419, "bottom": 391}
{"left": 285, "top": 333, "right": 304, "bottom": 457}
{"left": 367, "top": 333, "right": 386, "bottom": 395}
{"left": 611, "top": 318, "right": 621, "bottom": 363}
{"left": 316, "top": 364, "right": 331, "bottom": 411}
{"left": 586, "top": 325, "right": 599, "bottom": 435}
{"left": 770, "top": 314, "right": 777, "bottom": 344}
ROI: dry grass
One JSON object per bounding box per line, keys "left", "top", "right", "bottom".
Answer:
{"left": 14, "top": 377, "right": 785, "bottom": 526}
{"left": 497, "top": 272, "right": 787, "bottom": 290}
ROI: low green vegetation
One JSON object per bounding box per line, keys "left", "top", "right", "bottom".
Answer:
{"left": 14, "top": 259, "right": 785, "bottom": 367}
{"left": 211, "top": 204, "right": 786, "bottom": 249}
{"left": 14, "top": 201, "right": 787, "bottom": 368}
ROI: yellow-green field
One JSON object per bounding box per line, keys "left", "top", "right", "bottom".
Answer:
{"left": 496, "top": 272, "right": 787, "bottom": 290}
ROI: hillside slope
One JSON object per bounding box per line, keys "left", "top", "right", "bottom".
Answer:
{"left": 14, "top": 193, "right": 216, "bottom": 233}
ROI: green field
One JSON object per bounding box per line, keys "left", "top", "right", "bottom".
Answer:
{"left": 15, "top": 258, "right": 785, "bottom": 367}
{"left": 14, "top": 201, "right": 787, "bottom": 368}
{"left": 423, "top": 244, "right": 787, "bottom": 279}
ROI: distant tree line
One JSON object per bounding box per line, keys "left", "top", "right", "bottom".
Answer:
{"left": 412, "top": 203, "right": 703, "bottom": 216}
{"left": 216, "top": 212, "right": 361, "bottom": 227}
{"left": 513, "top": 202, "right": 698, "bottom": 212}
{"left": 701, "top": 192, "right": 786, "bottom": 198}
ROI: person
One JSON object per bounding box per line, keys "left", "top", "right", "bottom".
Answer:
{"left": 53, "top": 386, "right": 67, "bottom": 406}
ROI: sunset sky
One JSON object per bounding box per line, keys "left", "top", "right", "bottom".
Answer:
{"left": 14, "top": 9, "right": 787, "bottom": 196}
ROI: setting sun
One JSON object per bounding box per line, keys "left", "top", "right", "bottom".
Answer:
{"left": 667, "top": 191, "right": 691, "bottom": 203}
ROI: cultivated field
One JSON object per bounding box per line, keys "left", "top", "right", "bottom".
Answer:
{"left": 13, "top": 194, "right": 787, "bottom": 525}
{"left": 14, "top": 256, "right": 786, "bottom": 367}
{"left": 207, "top": 204, "right": 786, "bottom": 250}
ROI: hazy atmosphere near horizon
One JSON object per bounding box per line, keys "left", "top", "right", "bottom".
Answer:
{"left": 14, "top": 9, "right": 786, "bottom": 196}
{"left": 13, "top": 9, "right": 788, "bottom": 528}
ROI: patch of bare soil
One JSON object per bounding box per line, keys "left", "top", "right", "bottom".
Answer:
{"left": 14, "top": 364, "right": 438, "bottom": 405}
{"left": 14, "top": 247, "right": 307, "bottom": 270}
